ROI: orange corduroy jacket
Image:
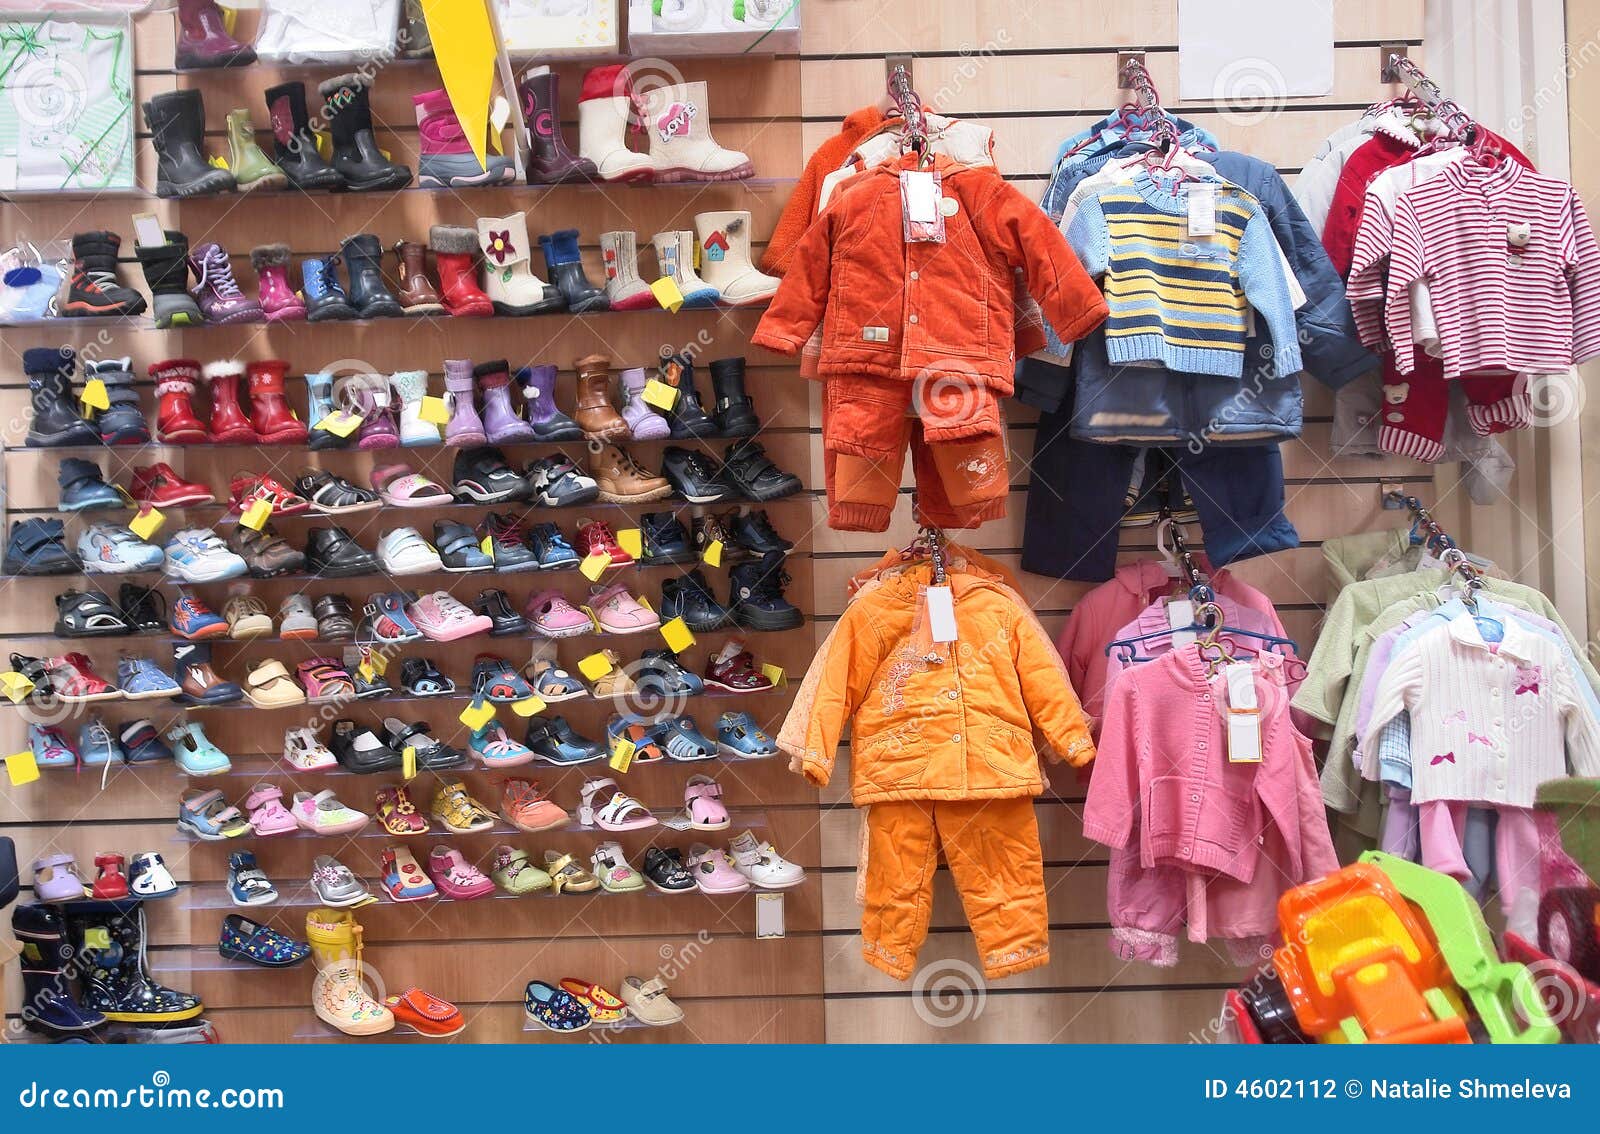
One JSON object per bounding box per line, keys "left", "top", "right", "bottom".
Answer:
{"left": 751, "top": 155, "right": 1108, "bottom": 392}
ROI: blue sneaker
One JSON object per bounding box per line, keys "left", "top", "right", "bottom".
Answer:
{"left": 170, "top": 593, "right": 228, "bottom": 640}
{"left": 634, "top": 649, "right": 705, "bottom": 698}
{"left": 717, "top": 711, "right": 778, "bottom": 760}
{"left": 3, "top": 518, "right": 75, "bottom": 575}
{"left": 119, "top": 719, "right": 173, "bottom": 764}
{"left": 79, "top": 523, "right": 165, "bottom": 574}
{"left": 29, "top": 722, "right": 78, "bottom": 769}
{"left": 524, "top": 715, "right": 605, "bottom": 766}
{"left": 58, "top": 459, "right": 125, "bottom": 512}
{"left": 639, "top": 511, "right": 696, "bottom": 566}
{"left": 117, "top": 656, "right": 181, "bottom": 700}
{"left": 526, "top": 522, "right": 580, "bottom": 569}
{"left": 77, "top": 716, "right": 123, "bottom": 766}
{"left": 468, "top": 720, "right": 536, "bottom": 768}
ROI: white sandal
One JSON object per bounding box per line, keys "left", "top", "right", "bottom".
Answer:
{"left": 578, "top": 777, "right": 658, "bottom": 832}
{"left": 284, "top": 726, "right": 338, "bottom": 771}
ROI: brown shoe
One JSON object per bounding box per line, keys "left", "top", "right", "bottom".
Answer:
{"left": 392, "top": 239, "right": 444, "bottom": 315}
{"left": 227, "top": 522, "right": 306, "bottom": 577}
{"left": 178, "top": 656, "right": 242, "bottom": 705}
{"left": 573, "top": 353, "right": 630, "bottom": 441}
{"left": 591, "top": 442, "right": 672, "bottom": 503}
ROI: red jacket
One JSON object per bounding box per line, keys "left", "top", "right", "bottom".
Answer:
{"left": 752, "top": 155, "right": 1107, "bottom": 392}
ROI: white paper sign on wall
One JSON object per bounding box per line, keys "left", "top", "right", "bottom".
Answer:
{"left": 1177, "top": 0, "right": 1334, "bottom": 103}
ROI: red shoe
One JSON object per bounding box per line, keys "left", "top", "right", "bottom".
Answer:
{"left": 247, "top": 359, "right": 309, "bottom": 445}
{"left": 45, "top": 653, "right": 121, "bottom": 702}
{"left": 703, "top": 638, "right": 773, "bottom": 693}
{"left": 131, "top": 463, "right": 215, "bottom": 508}
{"left": 576, "top": 517, "right": 633, "bottom": 566}
{"left": 92, "top": 852, "right": 129, "bottom": 899}
{"left": 152, "top": 359, "right": 207, "bottom": 444}
{"left": 228, "top": 471, "right": 311, "bottom": 516}
{"left": 382, "top": 987, "right": 466, "bottom": 1037}
{"left": 202, "top": 360, "right": 260, "bottom": 444}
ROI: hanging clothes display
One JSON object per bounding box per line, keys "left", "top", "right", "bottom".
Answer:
{"left": 778, "top": 540, "right": 1094, "bottom": 981}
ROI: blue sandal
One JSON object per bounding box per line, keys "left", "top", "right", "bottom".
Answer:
{"left": 523, "top": 980, "right": 593, "bottom": 1032}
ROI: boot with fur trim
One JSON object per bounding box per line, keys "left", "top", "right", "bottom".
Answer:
{"left": 247, "top": 359, "right": 307, "bottom": 444}
{"left": 577, "top": 64, "right": 653, "bottom": 183}
{"left": 429, "top": 225, "right": 493, "bottom": 318}
{"left": 251, "top": 244, "right": 305, "bottom": 322}
{"left": 152, "top": 359, "right": 208, "bottom": 444}
{"left": 202, "top": 360, "right": 259, "bottom": 444}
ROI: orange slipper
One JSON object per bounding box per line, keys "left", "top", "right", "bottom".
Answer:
{"left": 383, "top": 987, "right": 465, "bottom": 1037}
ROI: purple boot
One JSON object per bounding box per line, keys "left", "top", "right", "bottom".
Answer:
{"left": 354, "top": 375, "right": 399, "bottom": 450}
{"left": 620, "top": 366, "right": 671, "bottom": 440}
{"left": 188, "top": 242, "right": 263, "bottom": 324}
{"left": 476, "top": 359, "right": 537, "bottom": 444}
{"left": 444, "top": 359, "right": 486, "bottom": 446}
{"left": 176, "top": 0, "right": 256, "bottom": 69}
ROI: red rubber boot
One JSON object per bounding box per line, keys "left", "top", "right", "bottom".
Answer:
{"left": 202, "top": 360, "right": 259, "bottom": 444}
{"left": 247, "top": 359, "right": 308, "bottom": 444}
{"left": 152, "top": 358, "right": 208, "bottom": 444}
{"left": 428, "top": 224, "right": 494, "bottom": 318}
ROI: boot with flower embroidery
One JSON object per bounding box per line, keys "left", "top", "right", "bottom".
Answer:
{"left": 476, "top": 212, "right": 562, "bottom": 316}
{"left": 306, "top": 907, "right": 393, "bottom": 1036}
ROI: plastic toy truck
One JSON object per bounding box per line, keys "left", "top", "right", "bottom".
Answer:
{"left": 1236, "top": 852, "right": 1558, "bottom": 1044}
{"left": 1532, "top": 777, "right": 1600, "bottom": 984}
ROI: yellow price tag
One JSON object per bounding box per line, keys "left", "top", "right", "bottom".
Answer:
{"left": 240, "top": 498, "right": 272, "bottom": 531}
{"left": 636, "top": 594, "right": 653, "bottom": 613}
{"left": 616, "top": 528, "right": 643, "bottom": 560}
{"left": 459, "top": 697, "right": 496, "bottom": 731}
{"left": 313, "top": 410, "right": 362, "bottom": 438}
{"left": 650, "top": 276, "right": 685, "bottom": 312}
{"left": 578, "top": 552, "right": 611, "bottom": 581}
{"left": 760, "top": 663, "right": 786, "bottom": 688}
{"left": 367, "top": 651, "right": 389, "bottom": 677}
{"left": 480, "top": 536, "right": 496, "bottom": 559}
{"left": 702, "top": 539, "right": 723, "bottom": 568}
{"left": 80, "top": 378, "right": 110, "bottom": 411}
{"left": 5, "top": 750, "right": 39, "bottom": 786}
{"left": 577, "top": 652, "right": 614, "bottom": 682}
{"left": 510, "top": 694, "right": 547, "bottom": 718}
{"left": 402, "top": 745, "right": 417, "bottom": 781}
{"left": 0, "top": 671, "right": 36, "bottom": 703}
{"left": 357, "top": 660, "right": 375, "bottom": 683}
{"left": 642, "top": 378, "right": 680, "bottom": 411}
{"left": 129, "top": 507, "right": 165, "bottom": 541}
{"left": 609, "top": 738, "right": 635, "bottom": 773}
{"left": 419, "top": 395, "right": 450, "bottom": 425}
{"left": 660, "top": 616, "right": 696, "bottom": 654}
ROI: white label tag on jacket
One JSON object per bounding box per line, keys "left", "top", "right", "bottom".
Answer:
{"left": 1167, "top": 599, "right": 1196, "bottom": 649}
{"left": 1224, "top": 661, "right": 1262, "bottom": 763}
{"left": 1186, "top": 184, "right": 1216, "bottom": 237}
{"left": 903, "top": 170, "right": 938, "bottom": 224}
{"left": 926, "top": 585, "right": 958, "bottom": 642}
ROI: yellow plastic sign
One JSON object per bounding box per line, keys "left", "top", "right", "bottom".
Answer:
{"left": 616, "top": 528, "right": 643, "bottom": 560}
{"left": 650, "top": 276, "right": 685, "bottom": 312}
{"left": 577, "top": 652, "right": 614, "bottom": 682}
{"left": 419, "top": 395, "right": 450, "bottom": 425}
{"left": 240, "top": 498, "right": 272, "bottom": 531}
{"left": 642, "top": 378, "right": 680, "bottom": 411}
{"left": 357, "top": 660, "right": 375, "bottom": 683}
{"left": 660, "top": 617, "right": 696, "bottom": 654}
{"left": 703, "top": 539, "right": 724, "bottom": 567}
{"left": 458, "top": 697, "right": 496, "bottom": 731}
{"left": 368, "top": 650, "right": 389, "bottom": 677}
{"left": 80, "top": 378, "right": 110, "bottom": 411}
{"left": 510, "top": 694, "right": 547, "bottom": 718}
{"left": 0, "top": 671, "right": 34, "bottom": 703}
{"left": 761, "top": 663, "right": 787, "bottom": 688}
{"left": 579, "top": 552, "right": 611, "bottom": 581}
{"left": 129, "top": 507, "right": 165, "bottom": 541}
{"left": 402, "top": 745, "right": 417, "bottom": 781}
{"left": 5, "top": 750, "right": 39, "bottom": 786}
{"left": 422, "top": 0, "right": 498, "bottom": 169}
{"left": 608, "top": 737, "right": 635, "bottom": 774}
{"left": 313, "top": 410, "right": 363, "bottom": 438}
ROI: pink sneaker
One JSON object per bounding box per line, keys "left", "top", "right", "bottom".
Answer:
{"left": 524, "top": 590, "right": 593, "bottom": 639}
{"left": 588, "top": 583, "right": 661, "bottom": 635}
{"left": 408, "top": 591, "right": 493, "bottom": 642}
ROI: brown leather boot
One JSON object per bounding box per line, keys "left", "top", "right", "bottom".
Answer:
{"left": 392, "top": 240, "right": 444, "bottom": 315}
{"left": 590, "top": 442, "right": 672, "bottom": 503}
{"left": 573, "top": 353, "right": 630, "bottom": 441}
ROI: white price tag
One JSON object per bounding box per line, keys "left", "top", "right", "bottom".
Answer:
{"left": 1224, "top": 661, "right": 1262, "bottom": 764}
{"left": 1167, "top": 599, "right": 1196, "bottom": 649}
{"left": 926, "top": 585, "right": 958, "bottom": 643}
{"left": 904, "top": 170, "right": 938, "bottom": 225}
{"left": 1187, "top": 184, "right": 1216, "bottom": 237}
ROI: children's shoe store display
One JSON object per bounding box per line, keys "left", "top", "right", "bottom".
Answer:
{"left": 0, "top": 2, "right": 1596, "bottom": 1063}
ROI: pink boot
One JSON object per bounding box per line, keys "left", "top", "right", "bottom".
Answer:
{"left": 414, "top": 88, "right": 515, "bottom": 189}
{"left": 251, "top": 244, "right": 305, "bottom": 322}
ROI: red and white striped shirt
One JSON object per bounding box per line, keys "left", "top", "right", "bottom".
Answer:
{"left": 1387, "top": 159, "right": 1600, "bottom": 378}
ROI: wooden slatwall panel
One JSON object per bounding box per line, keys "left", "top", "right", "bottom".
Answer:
{"left": 0, "top": 8, "right": 823, "bottom": 1043}
{"left": 797, "top": 0, "right": 1432, "bottom": 1043}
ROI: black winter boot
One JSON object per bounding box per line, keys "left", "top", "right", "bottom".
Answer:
{"left": 13, "top": 904, "right": 108, "bottom": 1036}
{"left": 143, "top": 88, "right": 236, "bottom": 198}
{"left": 24, "top": 347, "right": 99, "bottom": 447}
{"left": 319, "top": 73, "right": 412, "bottom": 191}
{"left": 87, "top": 357, "right": 151, "bottom": 445}
{"left": 340, "top": 234, "right": 404, "bottom": 318}
{"left": 538, "top": 229, "right": 609, "bottom": 314}
{"left": 709, "top": 356, "right": 759, "bottom": 436}
{"left": 135, "top": 230, "right": 204, "bottom": 328}
{"left": 64, "top": 231, "right": 147, "bottom": 317}
{"left": 69, "top": 905, "right": 203, "bottom": 1024}
{"left": 657, "top": 352, "right": 717, "bottom": 438}
{"left": 263, "top": 80, "right": 345, "bottom": 191}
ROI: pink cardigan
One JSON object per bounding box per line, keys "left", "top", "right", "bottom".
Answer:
{"left": 1084, "top": 645, "right": 1337, "bottom": 887}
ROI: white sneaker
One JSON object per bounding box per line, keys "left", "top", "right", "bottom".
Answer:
{"left": 284, "top": 727, "right": 338, "bottom": 771}
{"left": 377, "top": 527, "right": 444, "bottom": 575}
{"left": 728, "top": 830, "right": 804, "bottom": 889}
{"left": 164, "top": 528, "right": 248, "bottom": 583}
